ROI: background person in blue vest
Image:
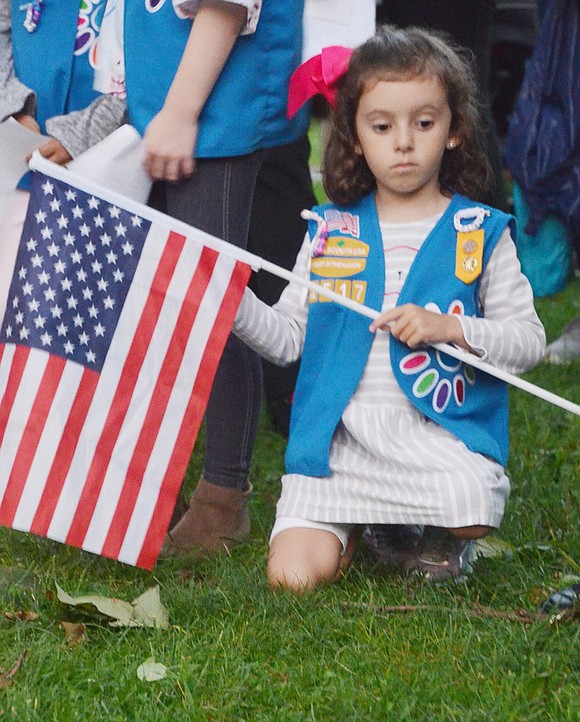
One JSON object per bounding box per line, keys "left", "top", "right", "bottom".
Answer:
{"left": 118, "top": 0, "right": 309, "bottom": 556}
{"left": 0, "top": 0, "right": 126, "bottom": 324}
{"left": 231, "top": 26, "right": 546, "bottom": 591}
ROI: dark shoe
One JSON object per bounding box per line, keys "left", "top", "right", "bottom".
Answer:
{"left": 540, "top": 583, "right": 580, "bottom": 614}
{"left": 363, "top": 524, "right": 424, "bottom": 570}
{"left": 415, "top": 526, "right": 475, "bottom": 583}
{"left": 162, "top": 478, "right": 252, "bottom": 557}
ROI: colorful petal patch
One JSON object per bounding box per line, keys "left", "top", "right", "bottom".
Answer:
{"left": 448, "top": 299, "right": 465, "bottom": 315}
{"left": 453, "top": 375, "right": 465, "bottom": 406}
{"left": 400, "top": 351, "right": 431, "bottom": 375}
{"left": 464, "top": 365, "right": 476, "bottom": 386}
{"left": 413, "top": 369, "right": 439, "bottom": 398}
{"left": 432, "top": 379, "right": 452, "bottom": 413}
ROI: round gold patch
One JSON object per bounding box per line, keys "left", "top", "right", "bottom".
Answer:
{"left": 462, "top": 240, "right": 477, "bottom": 253}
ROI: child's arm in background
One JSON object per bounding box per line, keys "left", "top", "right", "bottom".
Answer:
{"left": 233, "top": 236, "right": 311, "bottom": 366}
{"left": 43, "top": 95, "right": 126, "bottom": 163}
{"left": 0, "top": 0, "right": 126, "bottom": 164}
{"left": 0, "top": 0, "right": 37, "bottom": 129}
{"left": 143, "top": 0, "right": 247, "bottom": 182}
{"left": 371, "top": 229, "right": 546, "bottom": 374}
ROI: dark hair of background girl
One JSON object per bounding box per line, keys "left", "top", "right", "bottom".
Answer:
{"left": 323, "top": 25, "right": 493, "bottom": 206}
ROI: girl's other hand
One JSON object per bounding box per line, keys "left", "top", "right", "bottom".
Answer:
{"left": 143, "top": 106, "right": 197, "bottom": 182}
{"left": 370, "top": 303, "right": 468, "bottom": 350}
{"left": 35, "top": 139, "right": 73, "bottom": 165}
{"left": 13, "top": 113, "right": 40, "bottom": 134}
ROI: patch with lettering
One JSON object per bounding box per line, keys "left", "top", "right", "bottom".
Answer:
{"left": 311, "top": 237, "right": 369, "bottom": 278}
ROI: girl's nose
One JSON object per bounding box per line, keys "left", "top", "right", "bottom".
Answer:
{"left": 394, "top": 126, "right": 413, "bottom": 152}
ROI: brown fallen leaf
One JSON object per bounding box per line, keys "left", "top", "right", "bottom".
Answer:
{"left": 0, "top": 651, "right": 26, "bottom": 689}
{"left": 60, "top": 621, "right": 88, "bottom": 647}
{"left": 2, "top": 610, "right": 39, "bottom": 622}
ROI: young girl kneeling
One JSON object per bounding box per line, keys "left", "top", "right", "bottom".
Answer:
{"left": 233, "top": 26, "right": 546, "bottom": 590}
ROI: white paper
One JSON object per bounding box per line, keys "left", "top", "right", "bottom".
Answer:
{"left": 303, "top": 0, "right": 376, "bottom": 60}
{"left": 67, "top": 125, "right": 152, "bottom": 203}
{"left": 0, "top": 118, "right": 49, "bottom": 217}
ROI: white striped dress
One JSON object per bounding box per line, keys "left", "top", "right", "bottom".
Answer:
{"left": 234, "top": 211, "right": 546, "bottom": 528}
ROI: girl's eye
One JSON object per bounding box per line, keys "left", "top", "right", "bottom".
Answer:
{"left": 373, "top": 123, "right": 390, "bottom": 133}
{"left": 417, "top": 119, "right": 434, "bottom": 129}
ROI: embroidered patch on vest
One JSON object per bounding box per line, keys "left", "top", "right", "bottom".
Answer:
{"left": 310, "top": 237, "right": 369, "bottom": 304}
{"left": 323, "top": 210, "right": 360, "bottom": 238}
{"left": 455, "top": 229, "right": 484, "bottom": 284}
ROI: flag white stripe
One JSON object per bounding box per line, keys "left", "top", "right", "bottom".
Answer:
{"left": 0, "top": 343, "right": 16, "bottom": 402}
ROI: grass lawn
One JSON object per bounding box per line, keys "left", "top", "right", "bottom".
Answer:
{"left": 0, "top": 272, "right": 578, "bottom": 719}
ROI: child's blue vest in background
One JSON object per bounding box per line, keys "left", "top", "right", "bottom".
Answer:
{"left": 124, "top": 0, "right": 309, "bottom": 157}
{"left": 11, "top": 0, "right": 105, "bottom": 187}
{"left": 285, "top": 194, "right": 513, "bottom": 477}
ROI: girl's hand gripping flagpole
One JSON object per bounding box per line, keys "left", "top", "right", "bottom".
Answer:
{"left": 29, "top": 152, "right": 580, "bottom": 417}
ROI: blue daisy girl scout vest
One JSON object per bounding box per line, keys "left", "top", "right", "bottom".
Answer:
{"left": 285, "top": 193, "right": 514, "bottom": 478}
{"left": 123, "top": 0, "right": 309, "bottom": 158}
{"left": 11, "top": 0, "right": 105, "bottom": 188}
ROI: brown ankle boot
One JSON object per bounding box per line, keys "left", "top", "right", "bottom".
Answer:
{"left": 162, "top": 478, "right": 251, "bottom": 557}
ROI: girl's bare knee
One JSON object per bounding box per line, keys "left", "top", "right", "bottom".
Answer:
{"left": 267, "top": 528, "right": 343, "bottom": 592}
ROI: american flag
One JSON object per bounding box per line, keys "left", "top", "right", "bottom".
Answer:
{"left": 0, "top": 170, "right": 251, "bottom": 568}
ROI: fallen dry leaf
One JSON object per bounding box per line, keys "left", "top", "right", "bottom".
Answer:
{"left": 2, "top": 610, "right": 38, "bottom": 622}
{"left": 0, "top": 651, "right": 26, "bottom": 689}
{"left": 137, "top": 658, "right": 167, "bottom": 682}
{"left": 60, "top": 621, "right": 88, "bottom": 647}
{"left": 56, "top": 584, "right": 169, "bottom": 629}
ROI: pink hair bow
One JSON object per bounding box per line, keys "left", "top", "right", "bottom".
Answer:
{"left": 287, "top": 46, "right": 353, "bottom": 118}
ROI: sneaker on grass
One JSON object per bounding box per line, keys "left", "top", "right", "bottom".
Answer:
{"left": 415, "top": 526, "right": 475, "bottom": 583}
{"left": 363, "top": 524, "right": 424, "bottom": 570}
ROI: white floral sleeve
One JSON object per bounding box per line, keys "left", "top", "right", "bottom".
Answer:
{"left": 173, "top": 0, "right": 261, "bottom": 34}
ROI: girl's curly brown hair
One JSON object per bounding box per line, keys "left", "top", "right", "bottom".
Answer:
{"left": 323, "top": 25, "right": 493, "bottom": 206}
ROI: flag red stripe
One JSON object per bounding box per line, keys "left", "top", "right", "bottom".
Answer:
{"left": 137, "top": 259, "right": 251, "bottom": 568}
{"left": 100, "top": 246, "right": 219, "bottom": 559}
{"left": 64, "top": 231, "right": 187, "bottom": 548}
{"left": 29, "top": 367, "right": 100, "bottom": 536}
{"left": 0, "top": 345, "right": 31, "bottom": 450}
{"left": 0, "top": 355, "right": 66, "bottom": 525}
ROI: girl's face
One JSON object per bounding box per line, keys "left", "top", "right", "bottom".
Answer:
{"left": 354, "top": 73, "right": 459, "bottom": 215}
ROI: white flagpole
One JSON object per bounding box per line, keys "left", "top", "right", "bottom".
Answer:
{"left": 30, "top": 154, "right": 580, "bottom": 417}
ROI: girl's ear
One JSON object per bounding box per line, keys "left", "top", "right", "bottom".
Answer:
{"left": 446, "top": 136, "right": 461, "bottom": 150}
{"left": 354, "top": 141, "right": 363, "bottom": 156}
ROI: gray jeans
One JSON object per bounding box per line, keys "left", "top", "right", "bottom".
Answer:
{"left": 149, "top": 151, "right": 264, "bottom": 490}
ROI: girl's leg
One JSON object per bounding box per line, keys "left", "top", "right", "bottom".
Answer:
{"left": 448, "top": 525, "right": 493, "bottom": 539}
{"left": 164, "top": 153, "right": 264, "bottom": 492}
{"left": 158, "top": 153, "right": 264, "bottom": 554}
{"left": 267, "top": 528, "right": 344, "bottom": 591}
